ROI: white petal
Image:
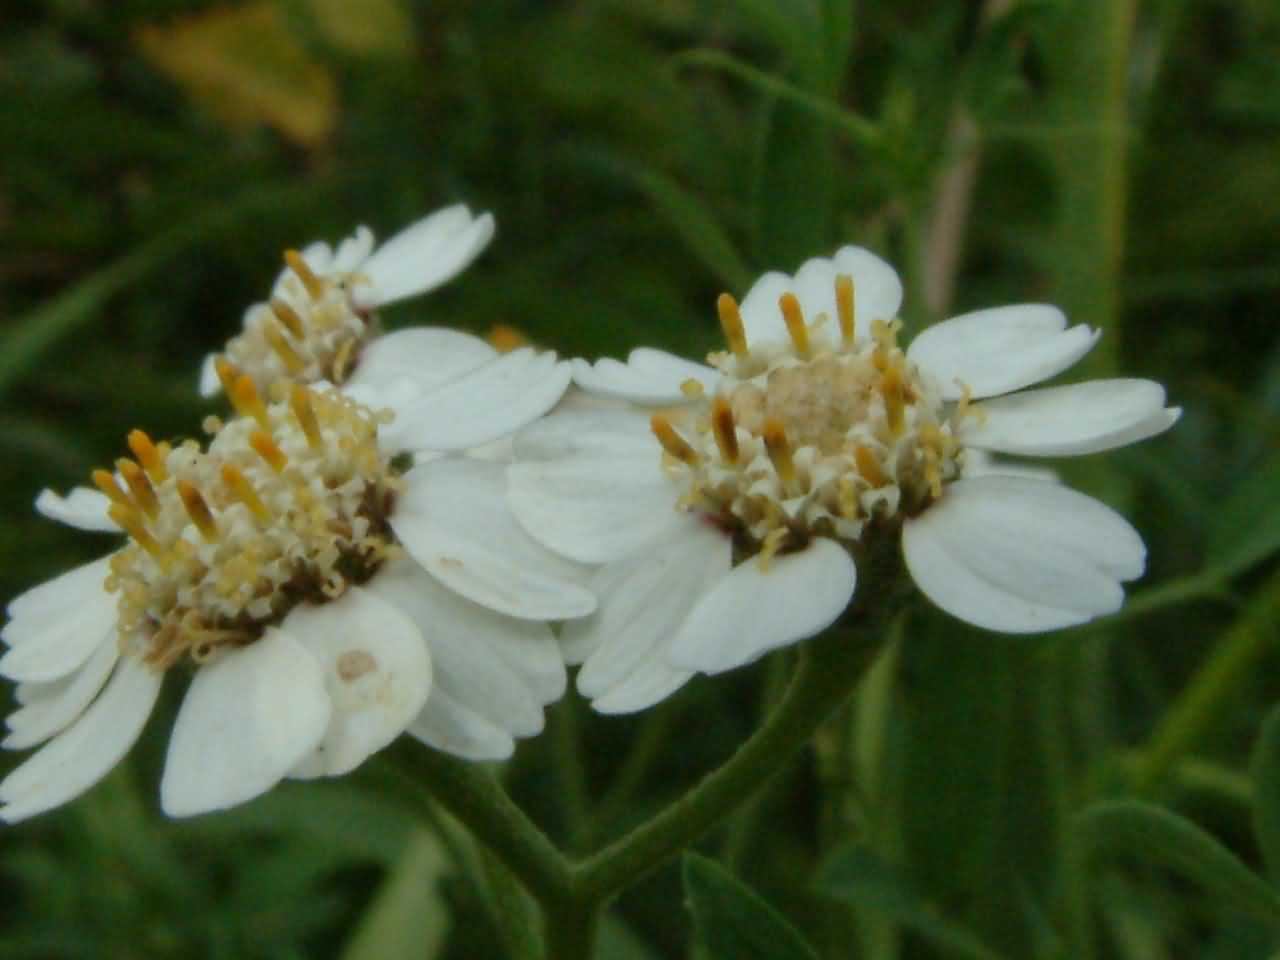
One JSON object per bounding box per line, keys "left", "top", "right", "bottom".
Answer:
{"left": 346, "top": 328, "right": 497, "bottom": 395}
{"left": 1, "top": 559, "right": 117, "bottom": 683}
{"left": 668, "top": 539, "right": 857, "bottom": 674}
{"left": 408, "top": 687, "right": 514, "bottom": 761}
{"left": 962, "top": 379, "right": 1179, "bottom": 456}
{"left": 507, "top": 453, "right": 680, "bottom": 564}
{"left": 0, "top": 656, "right": 160, "bottom": 823}
{"left": 365, "top": 559, "right": 558, "bottom": 738}
{"left": 331, "top": 225, "right": 376, "bottom": 273}
{"left": 159, "top": 632, "right": 330, "bottom": 816}
{"left": 570, "top": 521, "right": 730, "bottom": 711}
{"left": 907, "top": 304, "right": 1099, "bottom": 399}
{"left": 282, "top": 586, "right": 432, "bottom": 778}
{"left": 4, "top": 636, "right": 118, "bottom": 750}
{"left": 962, "top": 449, "right": 1059, "bottom": 484}
{"left": 199, "top": 353, "right": 222, "bottom": 397}
{"left": 572, "top": 349, "right": 720, "bottom": 404}
{"left": 512, "top": 407, "right": 656, "bottom": 462}
{"left": 355, "top": 206, "right": 495, "bottom": 308}
{"left": 902, "top": 476, "right": 1146, "bottom": 634}
{"left": 391, "top": 459, "right": 596, "bottom": 620}
{"left": 385, "top": 349, "right": 572, "bottom": 452}
{"left": 35, "top": 487, "right": 119, "bottom": 533}
{"left": 738, "top": 246, "right": 903, "bottom": 349}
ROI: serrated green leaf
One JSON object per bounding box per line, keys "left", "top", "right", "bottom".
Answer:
{"left": 814, "top": 845, "right": 1002, "bottom": 960}
{"left": 682, "top": 853, "right": 819, "bottom": 960}
{"left": 1251, "top": 705, "right": 1280, "bottom": 885}
{"left": 1077, "top": 801, "right": 1280, "bottom": 925}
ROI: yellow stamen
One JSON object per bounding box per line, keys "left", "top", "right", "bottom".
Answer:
{"left": 290, "top": 386, "right": 324, "bottom": 450}
{"left": 854, "top": 446, "right": 888, "bottom": 487}
{"left": 127, "top": 429, "right": 168, "bottom": 483}
{"left": 284, "top": 249, "right": 325, "bottom": 300}
{"left": 762, "top": 417, "right": 796, "bottom": 488}
{"left": 92, "top": 469, "right": 132, "bottom": 508}
{"left": 265, "top": 323, "right": 306, "bottom": 373}
{"left": 117, "top": 458, "right": 159, "bottom": 518}
{"left": 779, "top": 293, "right": 810, "bottom": 358}
{"left": 221, "top": 464, "right": 270, "bottom": 523}
{"left": 716, "top": 293, "right": 749, "bottom": 359}
{"left": 487, "top": 324, "right": 528, "bottom": 353}
{"left": 269, "top": 297, "right": 306, "bottom": 338}
{"left": 835, "top": 274, "right": 855, "bottom": 345}
{"left": 177, "top": 481, "right": 219, "bottom": 542}
{"left": 214, "top": 357, "right": 240, "bottom": 395}
{"left": 108, "top": 505, "right": 165, "bottom": 561}
{"left": 881, "top": 367, "right": 905, "bottom": 436}
{"left": 250, "top": 431, "right": 288, "bottom": 472}
{"left": 710, "top": 396, "right": 739, "bottom": 463}
{"left": 332, "top": 338, "right": 356, "bottom": 383}
{"left": 651, "top": 415, "right": 701, "bottom": 466}
{"left": 680, "top": 378, "right": 705, "bottom": 399}
{"left": 229, "top": 374, "right": 270, "bottom": 428}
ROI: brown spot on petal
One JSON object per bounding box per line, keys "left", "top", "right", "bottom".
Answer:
{"left": 337, "top": 650, "right": 377, "bottom": 683}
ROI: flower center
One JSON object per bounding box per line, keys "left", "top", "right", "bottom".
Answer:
{"left": 98, "top": 371, "right": 399, "bottom": 668}
{"left": 220, "top": 250, "right": 371, "bottom": 394}
{"left": 651, "top": 277, "right": 974, "bottom": 561}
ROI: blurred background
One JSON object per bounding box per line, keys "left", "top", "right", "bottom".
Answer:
{"left": 2, "top": 0, "right": 1279, "bottom": 956}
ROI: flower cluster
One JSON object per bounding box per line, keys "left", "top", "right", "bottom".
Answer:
{"left": 2, "top": 211, "right": 1179, "bottom": 822}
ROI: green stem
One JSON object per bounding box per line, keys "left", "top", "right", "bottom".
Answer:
{"left": 543, "top": 905, "right": 601, "bottom": 960}
{"left": 576, "top": 621, "right": 880, "bottom": 900}
{"left": 377, "top": 740, "right": 574, "bottom": 907}
{"left": 1132, "top": 566, "right": 1280, "bottom": 794}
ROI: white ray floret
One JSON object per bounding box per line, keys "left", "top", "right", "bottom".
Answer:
{"left": 510, "top": 245, "right": 1179, "bottom": 712}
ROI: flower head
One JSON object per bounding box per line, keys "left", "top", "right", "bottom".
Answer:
{"left": 510, "top": 247, "right": 1179, "bottom": 712}
{"left": 3, "top": 373, "right": 592, "bottom": 823}
{"left": 198, "top": 207, "right": 573, "bottom": 455}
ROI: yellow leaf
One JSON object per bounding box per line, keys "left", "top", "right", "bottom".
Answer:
{"left": 306, "top": 0, "right": 413, "bottom": 58}
{"left": 136, "top": 3, "right": 338, "bottom": 148}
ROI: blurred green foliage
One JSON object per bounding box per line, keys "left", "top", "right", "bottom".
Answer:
{"left": 2, "top": 0, "right": 1280, "bottom": 956}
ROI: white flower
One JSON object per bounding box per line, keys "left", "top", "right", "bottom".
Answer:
{"left": 198, "top": 206, "right": 572, "bottom": 455}
{"left": 508, "top": 247, "right": 1180, "bottom": 713}
{"left": 3, "top": 380, "right": 593, "bottom": 823}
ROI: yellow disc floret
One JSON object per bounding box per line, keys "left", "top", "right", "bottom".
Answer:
{"left": 656, "top": 275, "right": 975, "bottom": 559}
{"left": 102, "top": 375, "right": 399, "bottom": 669}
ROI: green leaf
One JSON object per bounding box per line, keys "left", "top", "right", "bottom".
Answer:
{"left": 682, "top": 853, "right": 819, "bottom": 960}
{"left": 1076, "top": 801, "right": 1280, "bottom": 925}
{"left": 1209, "top": 452, "right": 1280, "bottom": 580}
{"left": 1251, "top": 705, "right": 1280, "bottom": 885}
{"left": 339, "top": 830, "right": 451, "bottom": 960}
{"left": 814, "top": 845, "right": 1002, "bottom": 960}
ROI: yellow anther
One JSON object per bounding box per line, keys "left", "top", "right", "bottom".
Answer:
{"left": 332, "top": 338, "right": 356, "bottom": 383}
{"left": 265, "top": 322, "right": 306, "bottom": 373}
{"left": 269, "top": 297, "right": 306, "bottom": 338}
{"left": 881, "top": 367, "right": 905, "bottom": 436}
{"left": 116, "top": 458, "right": 159, "bottom": 518}
{"left": 177, "top": 481, "right": 219, "bottom": 542}
{"left": 214, "top": 357, "right": 241, "bottom": 395}
{"left": 92, "top": 469, "right": 132, "bottom": 508}
{"left": 108, "top": 504, "right": 166, "bottom": 561}
{"left": 650, "top": 415, "right": 701, "bottom": 466}
{"left": 487, "top": 324, "right": 529, "bottom": 353}
{"left": 290, "top": 385, "right": 324, "bottom": 450}
{"left": 680, "top": 378, "right": 705, "bottom": 399}
{"left": 127, "top": 429, "right": 168, "bottom": 483}
{"left": 854, "top": 446, "right": 889, "bottom": 488}
{"left": 284, "top": 249, "right": 325, "bottom": 300}
{"left": 925, "top": 461, "right": 942, "bottom": 498}
{"left": 221, "top": 464, "right": 270, "bottom": 523}
{"left": 716, "top": 293, "right": 749, "bottom": 359}
{"left": 778, "top": 293, "right": 810, "bottom": 358}
{"left": 250, "top": 431, "right": 288, "bottom": 472}
{"left": 710, "top": 396, "right": 739, "bottom": 464}
{"left": 229, "top": 374, "right": 270, "bottom": 428}
{"left": 762, "top": 417, "right": 796, "bottom": 489}
{"left": 835, "top": 274, "right": 855, "bottom": 345}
